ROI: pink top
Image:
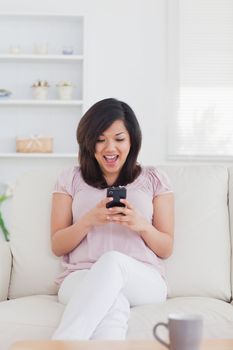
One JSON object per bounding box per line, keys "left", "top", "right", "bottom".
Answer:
{"left": 53, "top": 166, "right": 173, "bottom": 284}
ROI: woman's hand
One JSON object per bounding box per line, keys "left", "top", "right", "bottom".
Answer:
{"left": 83, "top": 197, "right": 115, "bottom": 227}
{"left": 107, "top": 199, "right": 150, "bottom": 233}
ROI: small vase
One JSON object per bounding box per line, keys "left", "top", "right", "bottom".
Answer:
{"left": 32, "top": 87, "right": 49, "bottom": 100}
{"left": 58, "top": 85, "right": 73, "bottom": 100}
{"left": 8, "top": 45, "right": 21, "bottom": 54}
{"left": 33, "top": 44, "right": 48, "bottom": 55}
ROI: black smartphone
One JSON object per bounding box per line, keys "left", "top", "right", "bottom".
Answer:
{"left": 106, "top": 186, "right": 127, "bottom": 208}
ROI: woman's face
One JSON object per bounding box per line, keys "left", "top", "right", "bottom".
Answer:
{"left": 95, "top": 119, "right": 131, "bottom": 182}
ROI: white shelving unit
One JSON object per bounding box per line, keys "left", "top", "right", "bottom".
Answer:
{"left": 0, "top": 54, "right": 84, "bottom": 62}
{"left": 0, "top": 12, "right": 84, "bottom": 158}
{"left": 0, "top": 100, "right": 83, "bottom": 107}
{"left": 0, "top": 152, "right": 77, "bottom": 158}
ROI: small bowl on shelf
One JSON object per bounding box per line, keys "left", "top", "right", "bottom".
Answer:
{"left": 0, "top": 89, "right": 12, "bottom": 99}
{"left": 62, "top": 46, "right": 74, "bottom": 55}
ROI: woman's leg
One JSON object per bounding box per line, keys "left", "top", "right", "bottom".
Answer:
{"left": 52, "top": 251, "right": 128, "bottom": 340}
{"left": 90, "top": 292, "right": 130, "bottom": 340}
{"left": 57, "top": 269, "right": 88, "bottom": 305}
{"left": 52, "top": 251, "right": 166, "bottom": 340}
{"left": 91, "top": 254, "right": 167, "bottom": 340}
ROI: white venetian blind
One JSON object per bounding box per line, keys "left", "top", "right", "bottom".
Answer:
{"left": 168, "top": 0, "right": 233, "bottom": 159}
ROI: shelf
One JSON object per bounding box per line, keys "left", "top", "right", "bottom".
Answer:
{"left": 0, "top": 12, "right": 84, "bottom": 160}
{"left": 0, "top": 152, "right": 78, "bottom": 158}
{"left": 0, "top": 54, "right": 84, "bottom": 62}
{"left": 0, "top": 99, "right": 83, "bottom": 107}
{"left": 0, "top": 12, "right": 84, "bottom": 20}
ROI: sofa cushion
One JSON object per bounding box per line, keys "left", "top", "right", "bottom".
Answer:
{"left": 8, "top": 171, "right": 63, "bottom": 299}
{"left": 0, "top": 295, "right": 233, "bottom": 350}
{"left": 0, "top": 295, "right": 63, "bottom": 350}
{"left": 128, "top": 297, "right": 233, "bottom": 339}
{"left": 159, "top": 165, "right": 231, "bottom": 301}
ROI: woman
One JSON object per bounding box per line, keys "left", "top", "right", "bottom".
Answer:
{"left": 51, "top": 98, "right": 174, "bottom": 340}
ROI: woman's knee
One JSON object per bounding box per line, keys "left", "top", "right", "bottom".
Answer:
{"left": 94, "top": 251, "right": 130, "bottom": 281}
{"left": 98, "top": 250, "right": 128, "bottom": 266}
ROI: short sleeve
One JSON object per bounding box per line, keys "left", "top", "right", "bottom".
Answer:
{"left": 53, "top": 167, "right": 76, "bottom": 197}
{"left": 148, "top": 167, "right": 173, "bottom": 197}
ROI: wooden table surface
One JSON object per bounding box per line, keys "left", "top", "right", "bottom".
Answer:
{"left": 10, "top": 339, "right": 233, "bottom": 350}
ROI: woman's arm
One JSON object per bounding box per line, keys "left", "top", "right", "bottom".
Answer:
{"left": 109, "top": 192, "right": 174, "bottom": 259}
{"left": 51, "top": 193, "right": 114, "bottom": 257}
{"left": 139, "top": 193, "right": 174, "bottom": 258}
{"left": 51, "top": 193, "right": 92, "bottom": 257}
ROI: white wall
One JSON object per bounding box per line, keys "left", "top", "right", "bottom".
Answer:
{"left": 0, "top": 0, "right": 168, "bottom": 166}
{"left": 0, "top": 0, "right": 168, "bottom": 237}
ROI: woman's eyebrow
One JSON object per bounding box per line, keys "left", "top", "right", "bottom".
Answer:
{"left": 115, "top": 132, "right": 125, "bottom": 136}
{"left": 100, "top": 131, "right": 126, "bottom": 137}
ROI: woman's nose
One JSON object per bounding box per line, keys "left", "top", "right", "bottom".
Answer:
{"left": 105, "top": 140, "right": 116, "bottom": 150}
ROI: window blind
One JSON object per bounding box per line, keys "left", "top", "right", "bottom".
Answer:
{"left": 168, "top": 0, "right": 233, "bottom": 159}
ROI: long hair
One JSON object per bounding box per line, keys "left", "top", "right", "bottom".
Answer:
{"left": 77, "top": 98, "right": 142, "bottom": 188}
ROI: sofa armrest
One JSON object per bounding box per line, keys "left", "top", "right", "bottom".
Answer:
{"left": 0, "top": 241, "right": 12, "bottom": 301}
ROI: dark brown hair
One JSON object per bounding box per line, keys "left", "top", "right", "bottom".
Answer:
{"left": 77, "top": 98, "right": 142, "bottom": 188}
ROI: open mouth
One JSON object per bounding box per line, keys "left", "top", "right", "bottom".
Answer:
{"left": 103, "top": 155, "right": 119, "bottom": 163}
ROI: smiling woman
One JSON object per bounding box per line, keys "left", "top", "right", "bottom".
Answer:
{"left": 50, "top": 98, "right": 174, "bottom": 341}
{"left": 76, "top": 98, "right": 142, "bottom": 188}
{"left": 94, "top": 120, "right": 131, "bottom": 185}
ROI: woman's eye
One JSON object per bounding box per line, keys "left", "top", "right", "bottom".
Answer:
{"left": 116, "top": 139, "right": 125, "bottom": 142}
{"left": 96, "top": 139, "right": 105, "bottom": 143}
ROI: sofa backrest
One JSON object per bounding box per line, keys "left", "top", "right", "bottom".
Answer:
{"left": 8, "top": 165, "right": 232, "bottom": 301}
{"left": 160, "top": 165, "right": 231, "bottom": 301}
{"left": 8, "top": 170, "right": 62, "bottom": 299}
{"left": 228, "top": 167, "right": 233, "bottom": 300}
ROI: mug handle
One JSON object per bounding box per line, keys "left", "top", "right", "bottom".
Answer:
{"left": 153, "top": 322, "right": 170, "bottom": 348}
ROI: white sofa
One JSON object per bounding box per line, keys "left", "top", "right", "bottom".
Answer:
{"left": 1, "top": 165, "right": 233, "bottom": 349}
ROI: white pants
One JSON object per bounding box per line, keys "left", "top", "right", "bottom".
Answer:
{"left": 52, "top": 250, "right": 167, "bottom": 340}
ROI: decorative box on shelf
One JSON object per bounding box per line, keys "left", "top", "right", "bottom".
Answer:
{"left": 16, "top": 135, "right": 53, "bottom": 153}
